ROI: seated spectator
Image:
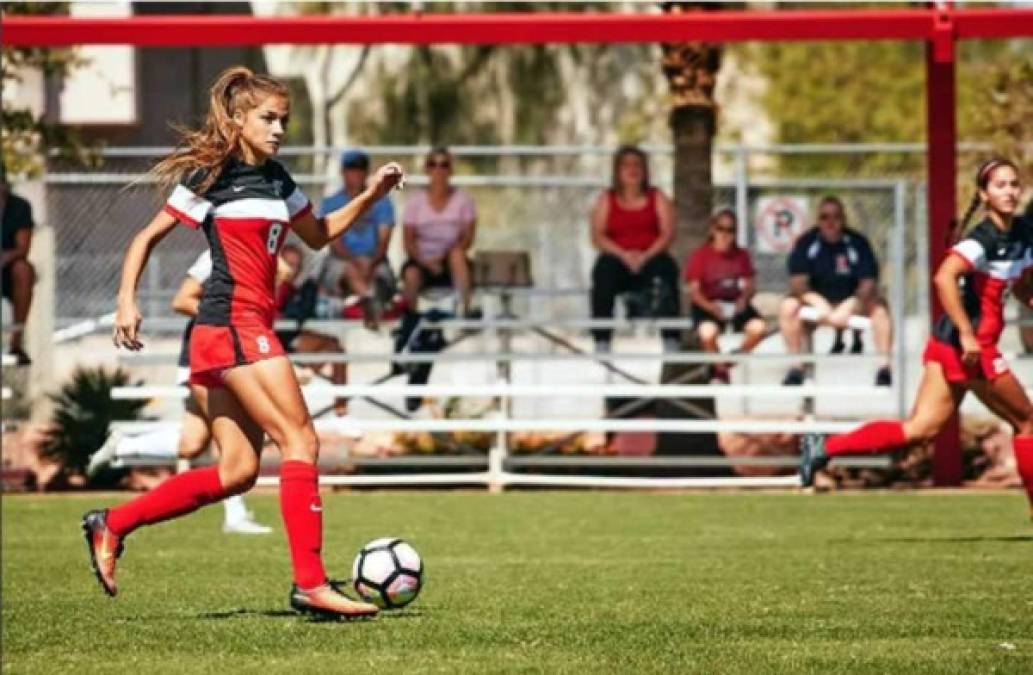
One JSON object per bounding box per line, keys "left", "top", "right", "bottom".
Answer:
{"left": 779, "top": 196, "right": 893, "bottom": 386}
{"left": 401, "top": 147, "right": 477, "bottom": 316}
{"left": 589, "top": 145, "right": 679, "bottom": 349}
{"left": 319, "top": 148, "right": 397, "bottom": 328}
{"left": 0, "top": 177, "right": 36, "bottom": 365}
{"left": 277, "top": 244, "right": 350, "bottom": 415}
{"left": 684, "top": 209, "right": 766, "bottom": 383}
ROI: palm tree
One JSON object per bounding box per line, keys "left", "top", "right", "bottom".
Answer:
{"left": 660, "top": 2, "right": 724, "bottom": 265}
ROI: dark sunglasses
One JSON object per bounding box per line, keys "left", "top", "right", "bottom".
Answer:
{"left": 426, "top": 160, "right": 451, "bottom": 169}
{"left": 818, "top": 212, "right": 841, "bottom": 221}
{"left": 713, "top": 225, "right": 736, "bottom": 234}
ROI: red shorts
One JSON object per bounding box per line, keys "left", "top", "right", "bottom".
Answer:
{"left": 188, "top": 323, "right": 286, "bottom": 388}
{"left": 921, "top": 337, "right": 1009, "bottom": 383}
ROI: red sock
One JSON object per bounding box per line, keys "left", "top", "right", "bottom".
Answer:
{"left": 826, "top": 420, "right": 907, "bottom": 456}
{"left": 279, "top": 460, "right": 326, "bottom": 590}
{"left": 107, "top": 466, "right": 226, "bottom": 537}
{"left": 1013, "top": 436, "right": 1033, "bottom": 507}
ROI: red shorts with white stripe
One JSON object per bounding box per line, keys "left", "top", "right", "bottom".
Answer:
{"left": 188, "top": 323, "right": 286, "bottom": 388}
{"left": 921, "top": 337, "right": 1009, "bottom": 383}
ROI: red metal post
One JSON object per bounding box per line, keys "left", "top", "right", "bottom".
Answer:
{"left": 926, "top": 10, "right": 962, "bottom": 486}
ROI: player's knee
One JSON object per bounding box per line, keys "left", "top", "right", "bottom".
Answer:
{"left": 282, "top": 425, "right": 319, "bottom": 464}
{"left": 1013, "top": 417, "right": 1033, "bottom": 437}
{"left": 905, "top": 419, "right": 940, "bottom": 445}
{"left": 177, "top": 436, "right": 208, "bottom": 460}
{"left": 220, "top": 459, "right": 259, "bottom": 494}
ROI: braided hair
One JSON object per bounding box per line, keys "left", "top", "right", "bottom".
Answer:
{"left": 952, "top": 157, "right": 1019, "bottom": 244}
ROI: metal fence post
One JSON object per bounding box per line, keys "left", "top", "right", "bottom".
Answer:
{"left": 892, "top": 181, "right": 908, "bottom": 418}
{"left": 733, "top": 145, "right": 752, "bottom": 413}
{"left": 147, "top": 252, "right": 162, "bottom": 319}
{"left": 914, "top": 182, "right": 930, "bottom": 326}
{"left": 733, "top": 145, "right": 749, "bottom": 244}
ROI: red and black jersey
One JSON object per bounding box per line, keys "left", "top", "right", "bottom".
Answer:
{"left": 933, "top": 216, "right": 1033, "bottom": 348}
{"left": 164, "top": 158, "right": 312, "bottom": 329}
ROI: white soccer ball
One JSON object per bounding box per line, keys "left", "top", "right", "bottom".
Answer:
{"left": 351, "top": 537, "right": 423, "bottom": 609}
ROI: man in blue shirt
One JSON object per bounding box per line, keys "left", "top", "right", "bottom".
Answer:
{"left": 319, "top": 149, "right": 396, "bottom": 327}
{"left": 778, "top": 196, "right": 893, "bottom": 386}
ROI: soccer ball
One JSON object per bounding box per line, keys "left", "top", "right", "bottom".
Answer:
{"left": 352, "top": 538, "right": 423, "bottom": 609}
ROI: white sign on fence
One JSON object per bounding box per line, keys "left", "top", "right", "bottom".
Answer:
{"left": 754, "top": 196, "right": 810, "bottom": 254}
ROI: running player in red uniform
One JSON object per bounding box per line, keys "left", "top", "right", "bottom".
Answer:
{"left": 81, "top": 66, "right": 404, "bottom": 618}
{"left": 86, "top": 250, "right": 272, "bottom": 534}
{"left": 800, "top": 159, "right": 1033, "bottom": 521}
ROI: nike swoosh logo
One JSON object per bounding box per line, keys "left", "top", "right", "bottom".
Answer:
{"left": 310, "top": 505, "right": 322, "bottom": 513}
{"left": 232, "top": 186, "right": 245, "bottom": 193}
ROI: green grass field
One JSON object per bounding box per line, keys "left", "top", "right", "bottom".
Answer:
{"left": 3, "top": 491, "right": 1032, "bottom": 674}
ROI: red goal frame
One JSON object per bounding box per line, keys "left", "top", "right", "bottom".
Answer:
{"left": 7, "top": 6, "right": 1033, "bottom": 485}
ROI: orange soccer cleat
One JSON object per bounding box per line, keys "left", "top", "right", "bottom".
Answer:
{"left": 289, "top": 581, "right": 379, "bottom": 620}
{"left": 81, "top": 510, "right": 124, "bottom": 597}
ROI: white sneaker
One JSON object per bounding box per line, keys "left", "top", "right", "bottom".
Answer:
{"left": 313, "top": 414, "right": 362, "bottom": 439}
{"left": 87, "top": 430, "right": 123, "bottom": 477}
{"left": 222, "top": 515, "right": 273, "bottom": 535}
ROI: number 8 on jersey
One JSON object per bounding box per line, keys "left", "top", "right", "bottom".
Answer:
{"left": 267, "top": 223, "right": 284, "bottom": 255}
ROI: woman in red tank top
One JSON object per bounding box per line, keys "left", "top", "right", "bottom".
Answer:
{"left": 589, "top": 145, "right": 679, "bottom": 346}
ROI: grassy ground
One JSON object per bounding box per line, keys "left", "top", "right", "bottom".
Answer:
{"left": 2, "top": 490, "right": 1032, "bottom": 674}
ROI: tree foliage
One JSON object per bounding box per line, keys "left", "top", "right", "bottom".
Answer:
{"left": 734, "top": 37, "right": 1033, "bottom": 185}
{"left": 958, "top": 42, "right": 1033, "bottom": 199}
{"left": 734, "top": 39, "right": 927, "bottom": 177}
{"left": 341, "top": 2, "right": 664, "bottom": 152}
{"left": 0, "top": 2, "right": 97, "bottom": 177}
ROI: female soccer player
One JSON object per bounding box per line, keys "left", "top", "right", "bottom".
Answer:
{"left": 86, "top": 250, "right": 271, "bottom": 535}
{"left": 81, "top": 66, "right": 404, "bottom": 618}
{"left": 800, "top": 158, "right": 1033, "bottom": 521}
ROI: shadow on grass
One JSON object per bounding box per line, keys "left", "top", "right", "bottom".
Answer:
{"left": 831, "top": 535, "right": 1033, "bottom": 544}
{"left": 198, "top": 608, "right": 298, "bottom": 620}
{"left": 198, "top": 607, "right": 424, "bottom": 623}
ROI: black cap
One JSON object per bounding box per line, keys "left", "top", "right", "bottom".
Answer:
{"left": 340, "top": 149, "right": 370, "bottom": 170}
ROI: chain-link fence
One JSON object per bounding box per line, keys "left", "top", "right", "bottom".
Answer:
{"left": 43, "top": 144, "right": 922, "bottom": 326}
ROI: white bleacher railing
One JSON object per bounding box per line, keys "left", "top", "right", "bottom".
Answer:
{"left": 107, "top": 372, "right": 891, "bottom": 491}
{"left": 90, "top": 278, "right": 901, "bottom": 489}
{"left": 111, "top": 383, "right": 893, "bottom": 400}
{"left": 253, "top": 472, "right": 805, "bottom": 490}
{"left": 110, "top": 417, "right": 863, "bottom": 434}
{"left": 119, "top": 350, "right": 890, "bottom": 365}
